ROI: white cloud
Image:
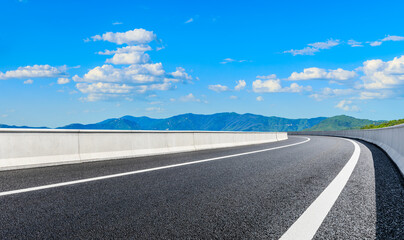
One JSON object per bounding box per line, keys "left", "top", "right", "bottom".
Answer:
{"left": 73, "top": 64, "right": 168, "bottom": 84}
{"left": 185, "top": 18, "right": 194, "bottom": 24}
{"left": 76, "top": 82, "right": 134, "bottom": 102}
{"left": 335, "top": 100, "right": 359, "bottom": 112}
{"left": 234, "top": 80, "right": 246, "bottom": 91}
{"left": 229, "top": 95, "right": 238, "bottom": 100}
{"left": 252, "top": 78, "right": 311, "bottom": 93}
{"left": 23, "top": 79, "right": 33, "bottom": 84}
{"left": 382, "top": 35, "right": 404, "bottom": 41}
{"left": 284, "top": 39, "right": 340, "bottom": 56}
{"left": 91, "top": 28, "right": 156, "bottom": 45}
{"left": 77, "top": 28, "right": 194, "bottom": 101}
{"left": 256, "top": 74, "right": 277, "bottom": 80}
{"left": 284, "top": 47, "right": 319, "bottom": 56}
{"left": 179, "top": 93, "right": 201, "bottom": 102}
{"left": 0, "top": 65, "right": 66, "bottom": 80}
{"left": 253, "top": 79, "right": 282, "bottom": 92}
{"left": 369, "top": 35, "right": 404, "bottom": 47}
{"left": 170, "top": 67, "right": 192, "bottom": 81}
{"left": 57, "top": 77, "right": 70, "bottom": 84}
{"left": 359, "top": 91, "right": 391, "bottom": 100}
{"left": 137, "top": 82, "right": 173, "bottom": 93}
{"left": 256, "top": 96, "right": 264, "bottom": 101}
{"left": 310, "top": 87, "right": 355, "bottom": 101}
{"left": 106, "top": 51, "right": 150, "bottom": 65}
{"left": 288, "top": 67, "right": 357, "bottom": 81}
{"left": 369, "top": 41, "right": 382, "bottom": 46}
{"left": 359, "top": 55, "right": 404, "bottom": 89}
{"left": 98, "top": 45, "right": 152, "bottom": 55}
{"left": 220, "top": 58, "right": 248, "bottom": 64}
{"left": 284, "top": 83, "right": 313, "bottom": 93}
{"left": 308, "top": 39, "right": 340, "bottom": 49}
{"left": 348, "top": 39, "right": 363, "bottom": 47}
{"left": 209, "top": 84, "right": 230, "bottom": 92}
{"left": 112, "top": 22, "right": 123, "bottom": 25}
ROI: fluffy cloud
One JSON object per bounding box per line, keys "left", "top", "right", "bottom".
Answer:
{"left": 284, "top": 39, "right": 340, "bottom": 56}
{"left": 0, "top": 65, "right": 66, "bottom": 80}
{"left": 288, "top": 67, "right": 357, "bottom": 81}
{"left": 24, "top": 79, "right": 33, "bottom": 84}
{"left": 256, "top": 96, "right": 264, "bottom": 101}
{"left": 170, "top": 67, "right": 192, "bottom": 81}
{"left": 91, "top": 28, "right": 156, "bottom": 45}
{"left": 252, "top": 77, "right": 311, "bottom": 93}
{"left": 253, "top": 79, "right": 282, "bottom": 92}
{"left": 57, "top": 78, "right": 70, "bottom": 84}
{"left": 77, "top": 28, "right": 194, "bottom": 101}
{"left": 234, "top": 80, "right": 246, "bottom": 91}
{"left": 106, "top": 51, "right": 150, "bottom": 65}
{"left": 369, "top": 35, "right": 404, "bottom": 47}
{"left": 73, "top": 63, "right": 191, "bottom": 85}
{"left": 359, "top": 55, "right": 404, "bottom": 89}
{"left": 76, "top": 82, "right": 134, "bottom": 101}
{"left": 335, "top": 100, "right": 359, "bottom": 112}
{"left": 209, "top": 84, "right": 230, "bottom": 92}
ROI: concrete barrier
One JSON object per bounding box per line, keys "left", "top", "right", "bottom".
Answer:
{"left": 0, "top": 129, "right": 287, "bottom": 171}
{"left": 289, "top": 124, "right": 404, "bottom": 176}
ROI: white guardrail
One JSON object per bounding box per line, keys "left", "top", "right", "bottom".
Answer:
{"left": 289, "top": 124, "right": 404, "bottom": 176}
{"left": 0, "top": 129, "right": 287, "bottom": 171}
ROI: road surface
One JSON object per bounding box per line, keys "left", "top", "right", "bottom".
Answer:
{"left": 0, "top": 136, "right": 403, "bottom": 239}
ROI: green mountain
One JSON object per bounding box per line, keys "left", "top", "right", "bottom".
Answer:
{"left": 2, "top": 113, "right": 382, "bottom": 132}
{"left": 59, "top": 112, "right": 327, "bottom": 132}
{"left": 361, "top": 118, "right": 403, "bottom": 129}
{"left": 304, "top": 115, "right": 382, "bottom": 131}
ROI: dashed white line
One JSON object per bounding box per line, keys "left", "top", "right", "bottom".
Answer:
{"left": 0, "top": 137, "right": 310, "bottom": 197}
{"left": 279, "top": 138, "right": 361, "bottom": 240}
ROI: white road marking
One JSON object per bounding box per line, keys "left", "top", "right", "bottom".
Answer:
{"left": 279, "top": 138, "right": 361, "bottom": 240}
{"left": 0, "top": 137, "right": 310, "bottom": 197}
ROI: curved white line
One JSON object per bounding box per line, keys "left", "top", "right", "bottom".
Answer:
{"left": 280, "top": 138, "right": 361, "bottom": 240}
{"left": 0, "top": 137, "right": 310, "bottom": 197}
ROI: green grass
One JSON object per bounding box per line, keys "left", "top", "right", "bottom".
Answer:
{"left": 361, "top": 119, "right": 404, "bottom": 129}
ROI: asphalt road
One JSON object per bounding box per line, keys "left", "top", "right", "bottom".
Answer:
{"left": 0, "top": 136, "right": 403, "bottom": 239}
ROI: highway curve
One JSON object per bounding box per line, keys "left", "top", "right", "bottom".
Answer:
{"left": 0, "top": 136, "right": 403, "bottom": 239}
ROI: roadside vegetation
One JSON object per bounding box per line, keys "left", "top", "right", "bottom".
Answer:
{"left": 361, "top": 118, "right": 404, "bottom": 129}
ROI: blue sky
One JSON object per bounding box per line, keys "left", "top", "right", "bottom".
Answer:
{"left": 1, "top": 0, "right": 404, "bottom": 127}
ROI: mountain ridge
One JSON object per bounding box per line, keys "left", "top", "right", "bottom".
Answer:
{"left": 58, "top": 112, "right": 327, "bottom": 132}
{"left": 0, "top": 113, "right": 384, "bottom": 132}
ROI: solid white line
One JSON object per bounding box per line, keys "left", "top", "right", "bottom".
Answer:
{"left": 0, "top": 137, "right": 310, "bottom": 197}
{"left": 279, "top": 138, "right": 361, "bottom": 240}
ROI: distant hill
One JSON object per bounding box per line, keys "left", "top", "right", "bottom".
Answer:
{"left": 0, "top": 124, "right": 48, "bottom": 129}
{"left": 304, "top": 115, "right": 382, "bottom": 131}
{"left": 361, "top": 118, "right": 403, "bottom": 129}
{"left": 59, "top": 112, "right": 327, "bottom": 132}
{"left": 1, "top": 113, "right": 383, "bottom": 132}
